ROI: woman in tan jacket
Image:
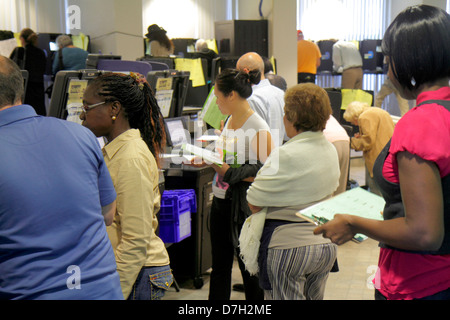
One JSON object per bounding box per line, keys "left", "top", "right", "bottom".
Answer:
{"left": 344, "top": 101, "right": 394, "bottom": 194}
{"left": 80, "top": 72, "right": 172, "bottom": 300}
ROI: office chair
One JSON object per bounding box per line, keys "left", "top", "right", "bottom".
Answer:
{"left": 210, "top": 57, "right": 221, "bottom": 85}
{"left": 325, "top": 88, "right": 342, "bottom": 122}
{"left": 85, "top": 54, "right": 122, "bottom": 69}
{"left": 138, "top": 56, "right": 175, "bottom": 69}
{"left": 97, "top": 59, "right": 152, "bottom": 76}
{"left": 146, "top": 61, "right": 169, "bottom": 71}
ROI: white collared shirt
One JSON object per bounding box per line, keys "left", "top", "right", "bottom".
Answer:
{"left": 332, "top": 40, "right": 363, "bottom": 72}
{"left": 248, "top": 79, "right": 286, "bottom": 147}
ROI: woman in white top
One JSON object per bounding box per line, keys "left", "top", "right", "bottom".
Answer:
{"left": 191, "top": 68, "right": 273, "bottom": 300}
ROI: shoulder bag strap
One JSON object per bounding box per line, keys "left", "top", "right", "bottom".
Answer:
{"left": 417, "top": 99, "right": 450, "bottom": 112}
{"left": 58, "top": 48, "right": 64, "bottom": 71}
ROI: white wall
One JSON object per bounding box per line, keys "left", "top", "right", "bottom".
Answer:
{"left": 271, "top": 0, "right": 297, "bottom": 88}
{"left": 142, "top": 0, "right": 229, "bottom": 40}
{"left": 70, "top": 0, "right": 144, "bottom": 60}
{"left": 0, "top": 0, "right": 65, "bottom": 33}
{"left": 390, "top": 0, "right": 446, "bottom": 23}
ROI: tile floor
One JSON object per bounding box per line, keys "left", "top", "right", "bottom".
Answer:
{"left": 163, "top": 155, "right": 381, "bottom": 300}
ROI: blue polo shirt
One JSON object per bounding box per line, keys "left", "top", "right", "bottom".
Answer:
{"left": 0, "top": 105, "right": 123, "bottom": 300}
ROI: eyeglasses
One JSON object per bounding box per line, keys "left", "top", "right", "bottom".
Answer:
{"left": 81, "top": 101, "right": 107, "bottom": 113}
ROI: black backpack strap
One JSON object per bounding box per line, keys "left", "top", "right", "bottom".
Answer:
{"left": 58, "top": 48, "right": 64, "bottom": 71}
{"left": 417, "top": 99, "right": 450, "bottom": 112}
{"left": 13, "top": 47, "right": 26, "bottom": 69}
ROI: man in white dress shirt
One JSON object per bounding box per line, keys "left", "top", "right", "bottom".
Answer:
{"left": 332, "top": 40, "right": 364, "bottom": 90}
{"left": 237, "top": 52, "right": 286, "bottom": 147}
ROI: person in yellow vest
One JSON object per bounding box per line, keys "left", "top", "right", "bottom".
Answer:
{"left": 297, "top": 30, "right": 321, "bottom": 84}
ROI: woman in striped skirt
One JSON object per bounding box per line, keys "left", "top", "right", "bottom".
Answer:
{"left": 246, "top": 83, "right": 340, "bottom": 300}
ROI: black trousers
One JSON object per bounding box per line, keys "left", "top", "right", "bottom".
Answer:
{"left": 297, "top": 73, "right": 316, "bottom": 84}
{"left": 208, "top": 197, "right": 264, "bottom": 300}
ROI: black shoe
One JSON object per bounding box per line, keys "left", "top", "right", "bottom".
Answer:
{"left": 232, "top": 283, "right": 244, "bottom": 292}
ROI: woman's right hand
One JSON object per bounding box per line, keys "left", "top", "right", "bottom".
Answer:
{"left": 186, "top": 157, "right": 208, "bottom": 168}
{"left": 248, "top": 203, "right": 263, "bottom": 214}
{"left": 313, "top": 214, "right": 356, "bottom": 245}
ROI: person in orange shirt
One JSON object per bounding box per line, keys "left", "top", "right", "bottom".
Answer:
{"left": 297, "top": 30, "right": 321, "bottom": 84}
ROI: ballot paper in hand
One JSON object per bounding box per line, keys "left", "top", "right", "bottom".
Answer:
{"left": 182, "top": 143, "right": 223, "bottom": 166}
{"left": 297, "top": 187, "right": 385, "bottom": 242}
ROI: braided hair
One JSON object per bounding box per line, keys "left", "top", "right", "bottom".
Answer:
{"left": 90, "top": 72, "right": 166, "bottom": 167}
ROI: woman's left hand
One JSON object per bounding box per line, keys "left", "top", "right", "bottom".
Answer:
{"left": 313, "top": 214, "right": 356, "bottom": 245}
{"left": 211, "top": 162, "right": 230, "bottom": 176}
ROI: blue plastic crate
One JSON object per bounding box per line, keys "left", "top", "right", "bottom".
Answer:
{"left": 159, "top": 209, "right": 191, "bottom": 243}
{"left": 160, "top": 189, "right": 196, "bottom": 222}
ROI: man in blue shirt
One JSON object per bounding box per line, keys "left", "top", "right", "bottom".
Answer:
{"left": 0, "top": 56, "right": 123, "bottom": 300}
{"left": 52, "top": 35, "right": 89, "bottom": 75}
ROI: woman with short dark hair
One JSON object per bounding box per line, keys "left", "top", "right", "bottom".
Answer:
{"left": 245, "top": 83, "right": 340, "bottom": 300}
{"left": 80, "top": 72, "right": 172, "bottom": 300}
{"left": 315, "top": 5, "right": 450, "bottom": 300}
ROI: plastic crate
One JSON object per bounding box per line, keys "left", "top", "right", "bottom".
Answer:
{"left": 159, "top": 209, "right": 191, "bottom": 243}
{"left": 160, "top": 189, "right": 196, "bottom": 222}
{"left": 158, "top": 189, "right": 196, "bottom": 243}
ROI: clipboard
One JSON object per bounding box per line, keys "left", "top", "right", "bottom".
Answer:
{"left": 296, "top": 187, "right": 385, "bottom": 242}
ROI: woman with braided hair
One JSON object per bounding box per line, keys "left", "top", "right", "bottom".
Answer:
{"left": 80, "top": 72, "right": 172, "bottom": 300}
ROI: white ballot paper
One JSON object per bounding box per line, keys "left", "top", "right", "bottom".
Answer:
{"left": 182, "top": 143, "right": 223, "bottom": 166}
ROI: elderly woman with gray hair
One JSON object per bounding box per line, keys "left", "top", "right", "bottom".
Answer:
{"left": 52, "top": 34, "right": 88, "bottom": 75}
{"left": 343, "top": 101, "right": 394, "bottom": 195}
{"left": 243, "top": 83, "right": 340, "bottom": 300}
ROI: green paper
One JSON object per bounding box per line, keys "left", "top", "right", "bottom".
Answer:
{"left": 200, "top": 86, "right": 228, "bottom": 130}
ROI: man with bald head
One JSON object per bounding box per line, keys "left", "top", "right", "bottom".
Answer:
{"left": 0, "top": 56, "right": 122, "bottom": 300}
{"left": 237, "top": 52, "right": 286, "bottom": 146}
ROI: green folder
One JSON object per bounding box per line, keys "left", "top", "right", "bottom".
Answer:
{"left": 200, "top": 86, "right": 228, "bottom": 130}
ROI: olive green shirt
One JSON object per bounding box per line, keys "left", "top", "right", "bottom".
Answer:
{"left": 103, "top": 129, "right": 170, "bottom": 299}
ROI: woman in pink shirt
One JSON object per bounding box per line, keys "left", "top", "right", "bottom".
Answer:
{"left": 314, "top": 5, "right": 450, "bottom": 300}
